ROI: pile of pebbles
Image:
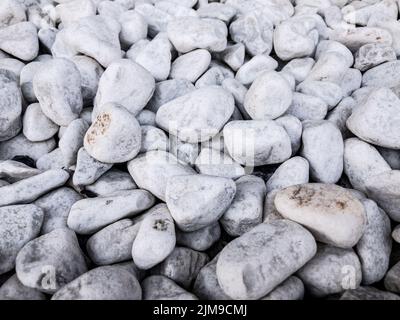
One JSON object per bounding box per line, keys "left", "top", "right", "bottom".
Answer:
{"left": 1, "top": 0, "right": 400, "bottom": 301}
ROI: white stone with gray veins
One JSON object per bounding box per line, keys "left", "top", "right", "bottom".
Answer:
{"left": 0, "top": 274, "right": 46, "bottom": 300}
{"left": 119, "top": 10, "right": 148, "bottom": 48}
{"left": 275, "top": 115, "right": 303, "bottom": 155}
{"left": 140, "top": 125, "right": 168, "bottom": 153}
{"left": 340, "top": 286, "right": 400, "bottom": 300}
{"left": 94, "top": 59, "right": 155, "bottom": 117}
{"left": 86, "top": 218, "right": 141, "bottom": 266}
{"left": 244, "top": 71, "right": 292, "bottom": 120}
{"left": 354, "top": 43, "right": 397, "bottom": 72}
{"left": 156, "top": 86, "right": 234, "bottom": 143}
{"left": 72, "top": 147, "right": 112, "bottom": 187}
{"left": 281, "top": 57, "right": 315, "bottom": 84}
{"left": 52, "top": 15, "right": 121, "bottom": 68}
{"left": 195, "top": 147, "right": 245, "bottom": 180}
{"left": 55, "top": 0, "right": 96, "bottom": 27}
{"left": 0, "top": 205, "right": 43, "bottom": 275}
{"left": 285, "top": 93, "right": 328, "bottom": 121}
{"left": 223, "top": 120, "right": 292, "bottom": 167}
{"left": 151, "top": 246, "right": 209, "bottom": 289}
{"left": 15, "top": 228, "right": 87, "bottom": 293}
{"left": 297, "top": 245, "right": 362, "bottom": 298}
{"left": 135, "top": 3, "right": 173, "bottom": 37}
{"left": 235, "top": 55, "right": 278, "bottom": 86}
{"left": 84, "top": 103, "right": 142, "bottom": 163}
{"left": 356, "top": 199, "right": 392, "bottom": 285}
{"left": 0, "top": 0, "right": 26, "bottom": 28}
{"left": 0, "top": 160, "right": 41, "bottom": 183}
{"left": 344, "top": 138, "right": 391, "bottom": 193}
{"left": 52, "top": 266, "right": 142, "bottom": 300}
{"left": 217, "top": 43, "right": 245, "bottom": 72}
{"left": 132, "top": 204, "right": 176, "bottom": 270}
{"left": 266, "top": 157, "right": 310, "bottom": 193}
{"left": 167, "top": 17, "right": 227, "bottom": 53}
{"left": 68, "top": 189, "right": 155, "bottom": 235}
{"left": 301, "top": 120, "right": 344, "bottom": 184}
{"left": 128, "top": 150, "right": 195, "bottom": 201}
{"left": 0, "top": 70, "right": 22, "bottom": 142}
{"left": 166, "top": 174, "right": 236, "bottom": 232}
{"left": 34, "top": 187, "right": 82, "bottom": 235}
{"left": 35, "top": 148, "right": 69, "bottom": 171}
{"left": 364, "top": 170, "right": 400, "bottom": 222}
{"left": 275, "top": 183, "right": 366, "bottom": 249}
{"left": 297, "top": 80, "right": 343, "bottom": 110}
{"left": 169, "top": 49, "right": 211, "bottom": 83}
{"left": 176, "top": 222, "right": 221, "bottom": 252}
{"left": 137, "top": 110, "right": 156, "bottom": 127}
{"left": 347, "top": 88, "right": 400, "bottom": 150}
{"left": 326, "top": 97, "right": 356, "bottom": 138}
{"left": 33, "top": 58, "right": 83, "bottom": 126}
{"left": 0, "top": 22, "right": 38, "bottom": 61}
{"left": 0, "top": 169, "right": 70, "bottom": 207}
{"left": 59, "top": 119, "right": 89, "bottom": 166}
{"left": 220, "top": 175, "right": 266, "bottom": 237}
{"left": 216, "top": 220, "right": 316, "bottom": 300}
{"left": 23, "top": 103, "right": 59, "bottom": 142}
{"left": 142, "top": 275, "right": 198, "bottom": 300}
{"left": 169, "top": 135, "right": 199, "bottom": 166}
{"left": 85, "top": 169, "right": 137, "bottom": 197}
{"left": 262, "top": 276, "right": 305, "bottom": 301}
{"left": 361, "top": 61, "right": 400, "bottom": 91}
{"left": 20, "top": 61, "right": 42, "bottom": 103}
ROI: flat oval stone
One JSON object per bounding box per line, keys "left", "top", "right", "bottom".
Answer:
{"left": 176, "top": 222, "right": 221, "bottom": 252}
{"left": 262, "top": 276, "right": 305, "bottom": 300}
{"left": 170, "top": 49, "right": 211, "bottom": 83}
{"left": 68, "top": 189, "right": 155, "bottom": 234}
{"left": 85, "top": 169, "right": 137, "bottom": 197}
{"left": 15, "top": 228, "right": 87, "bottom": 293}
{"left": 22, "top": 103, "right": 59, "bottom": 142}
{"left": 274, "top": 183, "right": 367, "bottom": 248}
{"left": 167, "top": 17, "right": 227, "bottom": 53}
{"left": 0, "top": 160, "right": 41, "bottom": 183}
{"left": 142, "top": 275, "right": 198, "bottom": 300}
{"left": 127, "top": 150, "right": 196, "bottom": 201}
{"left": 84, "top": 103, "right": 142, "bottom": 163}
{"left": 223, "top": 120, "right": 292, "bottom": 167}
{"left": 52, "top": 266, "right": 142, "bottom": 300}
{"left": 94, "top": 59, "right": 155, "bottom": 116}
{"left": 244, "top": 71, "right": 293, "bottom": 120}
{"left": 340, "top": 286, "right": 400, "bottom": 300}
{"left": 165, "top": 174, "right": 236, "bottom": 232}
{"left": 285, "top": 92, "right": 328, "bottom": 121}
{"left": 59, "top": 118, "right": 89, "bottom": 166}
{"left": 33, "top": 58, "right": 83, "bottom": 126}
{"left": 235, "top": 55, "right": 278, "bottom": 86}
{"left": 216, "top": 219, "right": 317, "bottom": 300}
{"left": 361, "top": 60, "right": 400, "bottom": 89}
{"left": 132, "top": 204, "right": 176, "bottom": 270}
{"left": 0, "top": 205, "right": 43, "bottom": 275}
{"left": 156, "top": 86, "right": 234, "bottom": 143}
{"left": 0, "top": 273, "right": 46, "bottom": 300}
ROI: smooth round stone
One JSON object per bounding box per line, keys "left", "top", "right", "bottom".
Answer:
{"left": 393, "top": 225, "right": 400, "bottom": 243}
{"left": 216, "top": 220, "right": 317, "bottom": 300}
{"left": 361, "top": 60, "right": 400, "bottom": 89}
{"left": 220, "top": 175, "right": 266, "bottom": 237}
{"left": 364, "top": 170, "right": 400, "bottom": 222}
{"left": 127, "top": 150, "right": 195, "bottom": 201}
{"left": 193, "top": 255, "right": 231, "bottom": 300}
{"left": 354, "top": 43, "right": 396, "bottom": 72}
{"left": 52, "top": 266, "right": 142, "bottom": 300}
{"left": 59, "top": 119, "right": 89, "bottom": 166}
{"left": 0, "top": 274, "right": 46, "bottom": 300}
{"left": 135, "top": 3, "right": 173, "bottom": 37}
{"left": 87, "top": 218, "right": 141, "bottom": 265}
{"left": 275, "top": 115, "right": 303, "bottom": 155}
{"left": 0, "top": 22, "right": 38, "bottom": 61}
{"left": 297, "top": 80, "right": 343, "bottom": 110}
{"left": 23, "top": 103, "right": 59, "bottom": 142}
{"left": 340, "top": 286, "right": 400, "bottom": 300}
{"left": 167, "top": 17, "right": 227, "bottom": 53}
{"left": 0, "top": 169, "right": 70, "bottom": 207}
{"left": 266, "top": 157, "right": 310, "bottom": 193}
{"left": 262, "top": 276, "right": 304, "bottom": 300}
{"left": 35, "top": 148, "right": 69, "bottom": 171}
{"left": 15, "top": 228, "right": 87, "bottom": 293}
{"left": 218, "top": 43, "right": 245, "bottom": 72}
{"left": 137, "top": 110, "right": 156, "bottom": 126}
{"left": 297, "top": 245, "right": 362, "bottom": 297}
{"left": 244, "top": 71, "right": 292, "bottom": 120}
{"left": 68, "top": 189, "right": 155, "bottom": 235}
{"left": 156, "top": 86, "right": 234, "bottom": 143}
{"left": 301, "top": 120, "right": 344, "bottom": 184}
{"left": 222, "top": 78, "right": 249, "bottom": 118}
{"left": 151, "top": 246, "right": 209, "bottom": 289}
{"left": 140, "top": 125, "right": 168, "bottom": 153}
{"left": 85, "top": 169, "right": 137, "bottom": 197}
{"left": 0, "top": 160, "right": 41, "bottom": 183}
{"left": 33, "top": 58, "right": 83, "bottom": 126}
{"left": 281, "top": 57, "right": 315, "bottom": 84}
{"left": 165, "top": 174, "right": 236, "bottom": 232}
{"left": 235, "top": 55, "right": 278, "bottom": 86}
{"left": 0, "top": 205, "right": 43, "bottom": 275}
{"left": 0, "top": 0, "right": 26, "bottom": 28}
{"left": 94, "top": 59, "right": 155, "bottom": 117}
{"left": 285, "top": 92, "right": 328, "bottom": 121}
{"left": 223, "top": 120, "right": 292, "bottom": 167}
{"left": 20, "top": 61, "right": 42, "bottom": 103}
{"left": 170, "top": 49, "right": 211, "bottom": 83}
{"left": 132, "top": 204, "right": 176, "bottom": 270}
{"left": 142, "top": 275, "right": 198, "bottom": 300}
{"left": 0, "top": 70, "right": 22, "bottom": 142}
{"left": 84, "top": 103, "right": 142, "bottom": 163}
{"left": 195, "top": 66, "right": 226, "bottom": 88}
{"left": 306, "top": 51, "right": 350, "bottom": 84}
{"left": 0, "top": 134, "right": 56, "bottom": 162}
{"left": 34, "top": 187, "right": 82, "bottom": 235}
{"left": 356, "top": 199, "right": 392, "bottom": 285}
{"left": 346, "top": 88, "right": 400, "bottom": 150}
{"left": 119, "top": 10, "right": 148, "bottom": 48}
{"left": 344, "top": 138, "right": 391, "bottom": 193}
{"left": 194, "top": 147, "right": 245, "bottom": 180}
{"left": 176, "top": 222, "right": 221, "bottom": 252}
{"left": 275, "top": 183, "right": 366, "bottom": 248}
{"left": 146, "top": 79, "right": 195, "bottom": 113}
{"left": 72, "top": 147, "right": 112, "bottom": 187}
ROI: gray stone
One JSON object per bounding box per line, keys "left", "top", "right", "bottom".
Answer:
{"left": 0, "top": 274, "right": 46, "bottom": 300}
{"left": 340, "top": 286, "right": 400, "bottom": 300}
{"left": 142, "top": 275, "right": 198, "bottom": 300}
{"left": 262, "top": 276, "right": 304, "bottom": 300}
{"left": 176, "top": 222, "right": 221, "bottom": 252}
{"left": 85, "top": 169, "right": 137, "bottom": 197}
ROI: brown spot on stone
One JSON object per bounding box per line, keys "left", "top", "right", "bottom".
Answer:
{"left": 336, "top": 201, "right": 346, "bottom": 210}
{"left": 86, "top": 113, "right": 111, "bottom": 145}
{"left": 289, "top": 186, "right": 316, "bottom": 206}
{"left": 153, "top": 219, "right": 168, "bottom": 231}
